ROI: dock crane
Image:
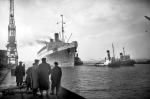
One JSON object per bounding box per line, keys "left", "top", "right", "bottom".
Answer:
{"left": 144, "top": 16, "right": 150, "bottom": 32}
{"left": 6, "top": 0, "right": 19, "bottom": 76}
{"left": 145, "top": 16, "right": 150, "bottom": 21}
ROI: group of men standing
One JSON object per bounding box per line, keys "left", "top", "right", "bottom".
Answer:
{"left": 15, "top": 58, "right": 62, "bottom": 96}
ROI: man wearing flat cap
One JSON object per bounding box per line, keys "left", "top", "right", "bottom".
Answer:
{"left": 15, "top": 61, "right": 25, "bottom": 86}
{"left": 38, "top": 58, "right": 51, "bottom": 96}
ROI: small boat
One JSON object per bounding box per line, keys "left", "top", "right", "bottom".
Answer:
{"left": 74, "top": 53, "right": 83, "bottom": 66}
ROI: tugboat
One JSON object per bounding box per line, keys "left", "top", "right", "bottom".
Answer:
{"left": 119, "top": 47, "right": 135, "bottom": 66}
{"left": 107, "top": 51, "right": 120, "bottom": 67}
{"left": 74, "top": 53, "right": 83, "bottom": 66}
{"left": 107, "top": 43, "right": 120, "bottom": 67}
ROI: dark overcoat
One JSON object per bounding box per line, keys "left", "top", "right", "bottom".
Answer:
{"left": 26, "top": 67, "right": 32, "bottom": 87}
{"left": 15, "top": 65, "right": 25, "bottom": 83}
{"left": 51, "top": 66, "right": 62, "bottom": 86}
{"left": 38, "top": 62, "right": 51, "bottom": 90}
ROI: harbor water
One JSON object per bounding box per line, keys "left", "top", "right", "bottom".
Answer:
{"left": 61, "top": 64, "right": 150, "bottom": 99}
{"left": 1, "top": 64, "right": 150, "bottom": 99}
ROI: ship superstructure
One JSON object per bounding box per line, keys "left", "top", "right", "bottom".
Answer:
{"left": 119, "top": 47, "right": 135, "bottom": 66}
{"left": 37, "top": 15, "right": 78, "bottom": 67}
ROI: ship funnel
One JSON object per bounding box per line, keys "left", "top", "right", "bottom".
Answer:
{"left": 120, "top": 53, "right": 123, "bottom": 60}
{"left": 55, "top": 33, "right": 59, "bottom": 42}
{"left": 50, "top": 39, "right": 53, "bottom": 42}
{"left": 107, "top": 50, "right": 111, "bottom": 61}
{"left": 120, "top": 53, "right": 123, "bottom": 56}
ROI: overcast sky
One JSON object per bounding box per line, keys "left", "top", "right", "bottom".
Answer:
{"left": 0, "top": 0, "right": 150, "bottom": 62}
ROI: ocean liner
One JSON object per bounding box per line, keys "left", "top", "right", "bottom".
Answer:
{"left": 37, "top": 15, "right": 78, "bottom": 67}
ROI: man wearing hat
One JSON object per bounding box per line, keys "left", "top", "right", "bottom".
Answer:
{"left": 51, "top": 62, "right": 62, "bottom": 95}
{"left": 38, "top": 58, "right": 51, "bottom": 96}
{"left": 31, "top": 59, "right": 39, "bottom": 95}
{"left": 15, "top": 61, "right": 25, "bottom": 86}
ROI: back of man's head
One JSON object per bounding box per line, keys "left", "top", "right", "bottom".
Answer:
{"left": 42, "top": 58, "right": 46, "bottom": 63}
{"left": 54, "top": 62, "right": 58, "bottom": 66}
{"left": 19, "top": 61, "right": 22, "bottom": 66}
{"left": 35, "top": 59, "right": 39, "bottom": 64}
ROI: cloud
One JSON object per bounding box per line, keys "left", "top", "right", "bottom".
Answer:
{"left": 0, "top": 0, "right": 150, "bottom": 61}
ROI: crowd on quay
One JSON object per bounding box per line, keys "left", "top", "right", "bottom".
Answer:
{"left": 14, "top": 58, "right": 62, "bottom": 96}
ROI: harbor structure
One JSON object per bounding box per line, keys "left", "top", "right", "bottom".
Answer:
{"left": 6, "top": 0, "right": 18, "bottom": 65}
{"left": 0, "top": 50, "right": 8, "bottom": 68}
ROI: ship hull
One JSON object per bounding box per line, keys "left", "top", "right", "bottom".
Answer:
{"left": 45, "top": 47, "right": 76, "bottom": 67}
{"left": 120, "top": 60, "right": 135, "bottom": 66}
{"left": 108, "top": 62, "right": 120, "bottom": 67}
{"left": 37, "top": 33, "right": 78, "bottom": 67}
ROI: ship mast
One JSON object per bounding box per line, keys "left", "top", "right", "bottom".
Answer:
{"left": 112, "top": 43, "right": 115, "bottom": 59}
{"left": 123, "top": 47, "right": 125, "bottom": 56}
{"left": 7, "top": 0, "right": 18, "bottom": 65}
{"left": 60, "top": 15, "right": 65, "bottom": 42}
